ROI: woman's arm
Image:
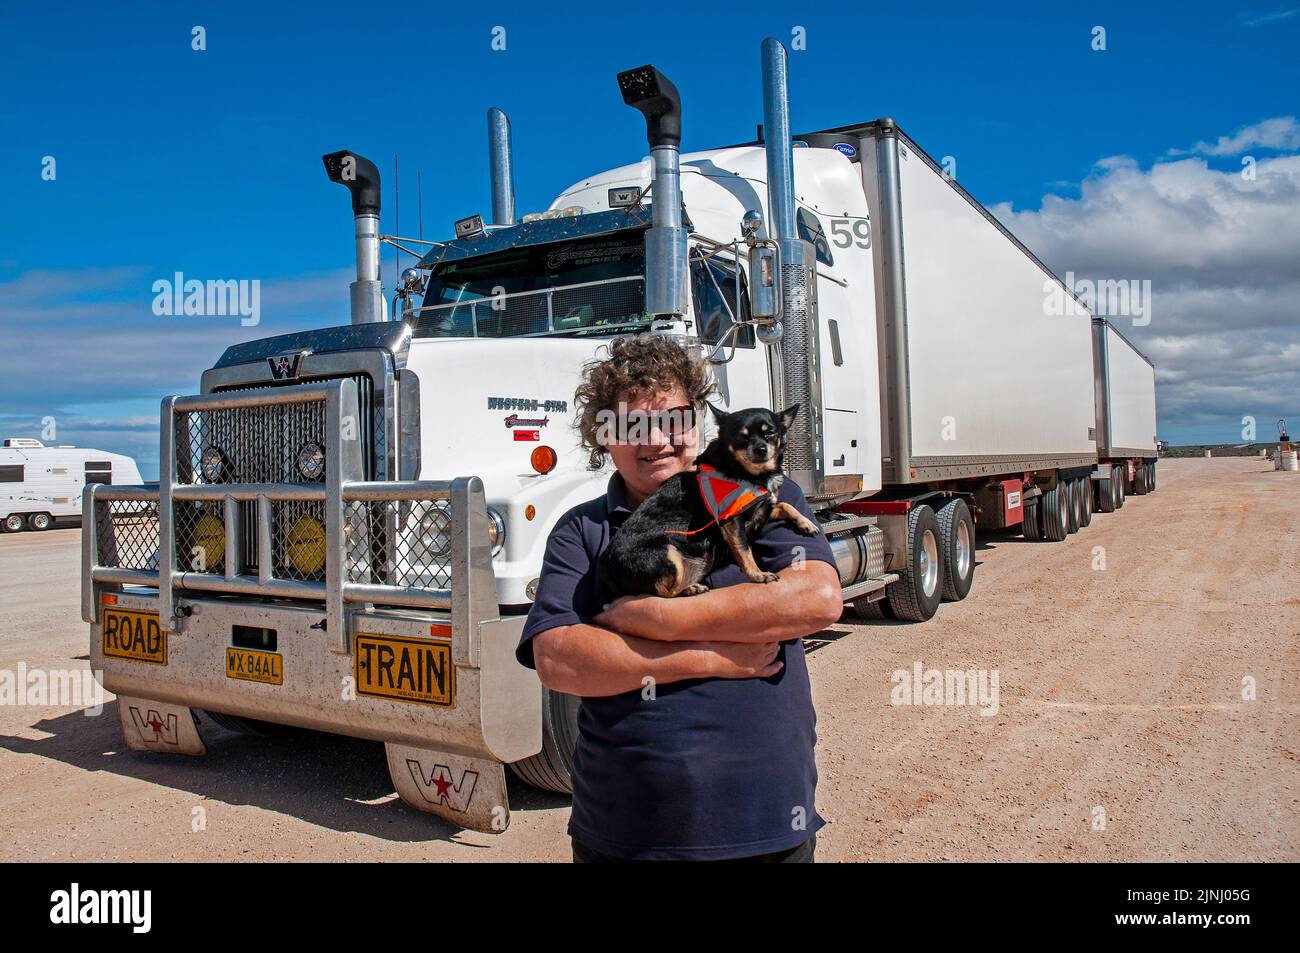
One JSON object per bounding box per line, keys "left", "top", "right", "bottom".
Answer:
{"left": 531, "top": 624, "right": 784, "bottom": 697}
{"left": 594, "top": 560, "right": 843, "bottom": 644}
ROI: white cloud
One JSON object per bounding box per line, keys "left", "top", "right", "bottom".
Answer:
{"left": 1240, "top": 8, "right": 1300, "bottom": 27}
{"left": 1170, "top": 116, "right": 1300, "bottom": 157}
{"left": 991, "top": 129, "right": 1300, "bottom": 438}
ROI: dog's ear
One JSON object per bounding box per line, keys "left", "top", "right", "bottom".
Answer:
{"left": 778, "top": 404, "right": 800, "bottom": 430}
{"left": 705, "top": 402, "right": 729, "bottom": 424}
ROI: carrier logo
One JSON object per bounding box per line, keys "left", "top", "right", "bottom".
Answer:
{"left": 267, "top": 351, "right": 308, "bottom": 380}
{"left": 404, "top": 760, "right": 479, "bottom": 812}
{"left": 833, "top": 142, "right": 858, "bottom": 158}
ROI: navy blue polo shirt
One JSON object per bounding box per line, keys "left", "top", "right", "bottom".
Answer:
{"left": 517, "top": 471, "right": 836, "bottom": 860}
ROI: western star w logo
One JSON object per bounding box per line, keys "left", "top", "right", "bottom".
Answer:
{"left": 405, "top": 760, "right": 478, "bottom": 812}
{"left": 127, "top": 706, "right": 180, "bottom": 745}
{"left": 267, "top": 351, "right": 307, "bottom": 380}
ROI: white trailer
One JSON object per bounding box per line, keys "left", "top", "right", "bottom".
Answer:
{"left": 82, "top": 38, "right": 1159, "bottom": 832}
{"left": 1091, "top": 318, "right": 1160, "bottom": 509}
{"left": 1, "top": 439, "right": 142, "bottom": 532}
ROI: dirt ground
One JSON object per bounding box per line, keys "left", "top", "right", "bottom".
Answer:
{"left": 1, "top": 456, "right": 1296, "bottom": 861}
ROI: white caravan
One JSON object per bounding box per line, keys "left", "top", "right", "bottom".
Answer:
{"left": 1, "top": 438, "right": 143, "bottom": 532}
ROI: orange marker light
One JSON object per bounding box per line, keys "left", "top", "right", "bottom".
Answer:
{"left": 525, "top": 504, "right": 536, "bottom": 521}
{"left": 531, "top": 446, "right": 557, "bottom": 474}
{"left": 102, "top": 593, "right": 118, "bottom": 605}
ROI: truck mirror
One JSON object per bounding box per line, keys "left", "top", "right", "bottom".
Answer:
{"left": 748, "top": 243, "right": 781, "bottom": 322}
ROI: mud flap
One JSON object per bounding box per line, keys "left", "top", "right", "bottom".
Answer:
{"left": 116, "top": 694, "right": 207, "bottom": 756}
{"left": 386, "top": 742, "right": 511, "bottom": 834}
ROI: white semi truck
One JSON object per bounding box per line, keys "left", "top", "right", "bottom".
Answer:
{"left": 82, "top": 39, "right": 1159, "bottom": 831}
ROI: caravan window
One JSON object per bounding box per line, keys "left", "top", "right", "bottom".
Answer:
{"left": 0, "top": 465, "right": 23, "bottom": 482}
{"left": 85, "top": 461, "right": 112, "bottom": 485}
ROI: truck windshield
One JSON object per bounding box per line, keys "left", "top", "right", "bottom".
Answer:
{"left": 412, "top": 233, "right": 647, "bottom": 338}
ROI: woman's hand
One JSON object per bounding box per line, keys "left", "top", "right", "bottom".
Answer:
{"left": 594, "top": 594, "right": 671, "bottom": 640}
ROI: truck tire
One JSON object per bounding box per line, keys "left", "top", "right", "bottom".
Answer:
{"left": 1115, "top": 468, "right": 1126, "bottom": 509}
{"left": 1078, "top": 479, "right": 1093, "bottom": 528}
{"left": 200, "top": 710, "right": 302, "bottom": 737}
{"left": 1041, "top": 482, "right": 1069, "bottom": 541}
{"left": 848, "top": 597, "right": 892, "bottom": 620}
{"left": 885, "top": 504, "right": 944, "bottom": 622}
{"left": 936, "top": 498, "right": 975, "bottom": 601}
{"left": 1096, "top": 474, "right": 1116, "bottom": 513}
{"left": 1148, "top": 461, "right": 1157, "bottom": 491}
{"left": 27, "top": 512, "right": 53, "bottom": 532}
{"left": 1065, "top": 479, "right": 1081, "bottom": 534}
{"left": 1022, "top": 499, "right": 1042, "bottom": 540}
{"left": 1133, "top": 463, "right": 1150, "bottom": 495}
{"left": 3, "top": 514, "right": 26, "bottom": 533}
{"left": 508, "top": 687, "right": 580, "bottom": 794}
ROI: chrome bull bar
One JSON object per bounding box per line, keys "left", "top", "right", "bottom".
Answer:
{"left": 82, "top": 379, "right": 497, "bottom": 666}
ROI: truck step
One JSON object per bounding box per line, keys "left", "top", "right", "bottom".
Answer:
{"left": 841, "top": 573, "right": 898, "bottom": 601}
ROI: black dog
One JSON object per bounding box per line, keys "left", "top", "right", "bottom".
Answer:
{"left": 599, "top": 404, "right": 822, "bottom": 599}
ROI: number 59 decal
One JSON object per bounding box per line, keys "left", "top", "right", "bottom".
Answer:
{"left": 830, "top": 217, "right": 871, "bottom": 249}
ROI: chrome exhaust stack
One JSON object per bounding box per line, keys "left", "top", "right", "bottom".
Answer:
{"left": 760, "top": 37, "right": 822, "bottom": 494}
{"left": 617, "top": 64, "right": 687, "bottom": 318}
{"left": 487, "top": 107, "right": 516, "bottom": 226}
{"left": 322, "top": 150, "right": 386, "bottom": 324}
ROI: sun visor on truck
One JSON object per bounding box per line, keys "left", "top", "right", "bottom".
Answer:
{"left": 416, "top": 207, "right": 654, "bottom": 270}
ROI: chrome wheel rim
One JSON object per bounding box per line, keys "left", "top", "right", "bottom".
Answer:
{"left": 920, "top": 529, "right": 940, "bottom": 597}
{"left": 955, "top": 520, "right": 972, "bottom": 578}
{"left": 4, "top": 515, "right": 22, "bottom": 531}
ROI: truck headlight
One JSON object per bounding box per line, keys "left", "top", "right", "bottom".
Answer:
{"left": 193, "top": 513, "right": 225, "bottom": 571}
{"left": 286, "top": 515, "right": 326, "bottom": 575}
{"left": 200, "top": 446, "right": 227, "bottom": 483}
{"left": 296, "top": 441, "right": 325, "bottom": 481}
{"left": 487, "top": 508, "right": 506, "bottom": 556}
{"left": 417, "top": 503, "right": 453, "bottom": 559}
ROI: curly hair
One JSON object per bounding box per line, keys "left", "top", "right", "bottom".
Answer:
{"left": 573, "top": 335, "right": 716, "bottom": 470}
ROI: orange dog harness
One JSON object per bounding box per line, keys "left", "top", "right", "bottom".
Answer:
{"left": 664, "top": 464, "right": 770, "bottom": 537}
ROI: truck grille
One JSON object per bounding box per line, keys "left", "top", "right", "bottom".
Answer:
{"left": 171, "top": 373, "right": 385, "bottom": 581}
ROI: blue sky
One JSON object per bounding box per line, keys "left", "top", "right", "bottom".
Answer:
{"left": 2, "top": 1, "right": 1298, "bottom": 477}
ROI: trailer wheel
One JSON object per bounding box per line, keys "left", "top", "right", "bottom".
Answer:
{"left": 1041, "top": 482, "right": 1069, "bottom": 541}
{"left": 1147, "top": 461, "right": 1156, "bottom": 491}
{"left": 1096, "top": 474, "right": 1117, "bottom": 513}
{"left": 885, "top": 504, "right": 944, "bottom": 622}
{"left": 508, "top": 687, "right": 580, "bottom": 794}
{"left": 27, "top": 512, "right": 53, "bottom": 532}
{"left": 936, "top": 498, "right": 975, "bottom": 601}
{"left": 1021, "top": 499, "right": 1043, "bottom": 540}
{"left": 1133, "top": 463, "right": 1150, "bottom": 495}
{"left": 1115, "top": 467, "right": 1126, "bottom": 509}
{"left": 1078, "top": 479, "right": 1093, "bottom": 528}
{"left": 2, "top": 514, "right": 26, "bottom": 533}
{"left": 1065, "top": 479, "right": 1081, "bottom": 534}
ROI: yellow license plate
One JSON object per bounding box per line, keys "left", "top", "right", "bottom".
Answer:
{"left": 354, "top": 632, "right": 454, "bottom": 708}
{"left": 226, "top": 647, "right": 283, "bottom": 685}
{"left": 101, "top": 608, "right": 166, "bottom": 665}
